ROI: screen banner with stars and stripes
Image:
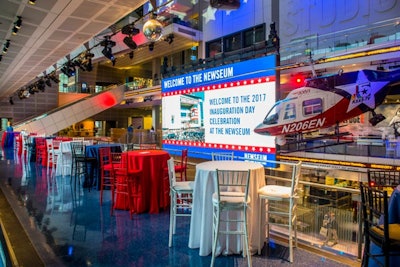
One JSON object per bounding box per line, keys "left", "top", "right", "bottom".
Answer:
{"left": 161, "top": 55, "right": 277, "bottom": 165}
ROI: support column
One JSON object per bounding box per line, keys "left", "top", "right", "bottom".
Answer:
{"left": 152, "top": 105, "right": 161, "bottom": 130}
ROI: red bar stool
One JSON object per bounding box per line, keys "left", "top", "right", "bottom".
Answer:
{"left": 111, "top": 152, "right": 142, "bottom": 219}
{"left": 99, "top": 147, "right": 113, "bottom": 205}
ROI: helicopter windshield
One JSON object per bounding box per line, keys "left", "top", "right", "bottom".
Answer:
{"left": 263, "top": 102, "right": 281, "bottom": 125}
{"left": 263, "top": 98, "right": 295, "bottom": 125}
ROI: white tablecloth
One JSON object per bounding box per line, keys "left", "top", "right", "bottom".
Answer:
{"left": 188, "top": 160, "right": 266, "bottom": 256}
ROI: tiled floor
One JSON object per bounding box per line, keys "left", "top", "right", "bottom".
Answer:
{"left": 0, "top": 148, "right": 356, "bottom": 267}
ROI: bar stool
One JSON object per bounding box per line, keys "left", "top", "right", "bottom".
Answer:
{"left": 110, "top": 152, "right": 142, "bottom": 218}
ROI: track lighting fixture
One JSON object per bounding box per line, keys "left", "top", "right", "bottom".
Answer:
{"left": 9, "top": 97, "right": 14, "bottom": 105}
{"left": 123, "top": 36, "right": 137, "bottom": 50}
{"left": 61, "top": 61, "right": 76, "bottom": 77}
{"left": 48, "top": 72, "right": 60, "bottom": 83}
{"left": 121, "top": 24, "right": 140, "bottom": 36}
{"left": 101, "top": 36, "right": 116, "bottom": 61}
{"left": 0, "top": 55, "right": 2, "bottom": 61}
{"left": 102, "top": 47, "right": 115, "bottom": 61}
{"left": 128, "top": 51, "right": 134, "bottom": 59}
{"left": 45, "top": 78, "right": 51, "bottom": 87}
{"left": 164, "top": 34, "right": 174, "bottom": 44}
{"left": 18, "top": 89, "right": 30, "bottom": 99}
{"left": 29, "top": 0, "right": 36, "bottom": 5}
{"left": 73, "top": 59, "right": 87, "bottom": 71}
{"left": 12, "top": 26, "right": 19, "bottom": 35}
{"left": 15, "top": 17, "right": 22, "bottom": 29}
{"left": 37, "top": 79, "right": 46, "bottom": 92}
{"left": 3, "top": 40, "right": 10, "bottom": 54}
{"left": 149, "top": 42, "right": 155, "bottom": 51}
{"left": 28, "top": 85, "right": 39, "bottom": 95}
{"left": 121, "top": 24, "right": 139, "bottom": 50}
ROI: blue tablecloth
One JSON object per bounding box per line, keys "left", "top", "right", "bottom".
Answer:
{"left": 1, "top": 131, "right": 19, "bottom": 149}
{"left": 85, "top": 143, "right": 122, "bottom": 190}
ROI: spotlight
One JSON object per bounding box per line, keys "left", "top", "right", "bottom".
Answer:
{"left": 84, "top": 51, "right": 94, "bottom": 59}
{"left": 28, "top": 85, "right": 39, "bottom": 95}
{"left": 9, "top": 97, "right": 14, "bottom": 105}
{"left": 73, "top": 59, "right": 86, "bottom": 71}
{"left": 3, "top": 40, "right": 10, "bottom": 54}
{"left": 164, "top": 34, "right": 174, "bottom": 44}
{"left": 12, "top": 26, "right": 19, "bottom": 35}
{"left": 37, "top": 80, "right": 46, "bottom": 92}
{"left": 78, "top": 51, "right": 94, "bottom": 72}
{"left": 45, "top": 78, "right": 51, "bottom": 87}
{"left": 29, "top": 0, "right": 36, "bottom": 5}
{"left": 121, "top": 24, "right": 140, "bottom": 36}
{"left": 15, "top": 16, "right": 22, "bottom": 29}
{"left": 123, "top": 36, "right": 137, "bottom": 50}
{"left": 128, "top": 51, "right": 134, "bottom": 59}
{"left": 101, "top": 36, "right": 115, "bottom": 60}
{"left": 49, "top": 72, "right": 60, "bottom": 83}
{"left": 148, "top": 42, "right": 154, "bottom": 51}
{"left": 85, "top": 60, "right": 93, "bottom": 72}
{"left": 0, "top": 55, "right": 2, "bottom": 61}
{"left": 61, "top": 62, "right": 75, "bottom": 77}
{"left": 18, "top": 89, "right": 30, "bottom": 99}
{"left": 102, "top": 47, "right": 115, "bottom": 61}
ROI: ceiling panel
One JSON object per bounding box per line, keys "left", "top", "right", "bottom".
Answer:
{"left": 58, "top": 17, "right": 89, "bottom": 32}
{"left": 70, "top": 2, "right": 106, "bottom": 19}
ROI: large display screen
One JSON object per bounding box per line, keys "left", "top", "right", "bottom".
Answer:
{"left": 162, "top": 55, "right": 277, "bottom": 163}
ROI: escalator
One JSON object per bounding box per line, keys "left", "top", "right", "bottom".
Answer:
{"left": 13, "top": 85, "right": 125, "bottom": 135}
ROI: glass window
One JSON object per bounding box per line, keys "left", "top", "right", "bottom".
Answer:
{"left": 206, "top": 39, "right": 222, "bottom": 57}
{"left": 224, "top": 33, "right": 242, "bottom": 52}
{"left": 303, "top": 98, "right": 323, "bottom": 116}
{"left": 244, "top": 24, "right": 266, "bottom": 47}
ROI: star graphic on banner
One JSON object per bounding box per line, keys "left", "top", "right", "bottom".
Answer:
{"left": 336, "top": 70, "right": 389, "bottom": 113}
{"left": 203, "top": 6, "right": 217, "bottom": 24}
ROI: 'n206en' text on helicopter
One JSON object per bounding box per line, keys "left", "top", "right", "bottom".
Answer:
{"left": 254, "top": 68, "right": 400, "bottom": 146}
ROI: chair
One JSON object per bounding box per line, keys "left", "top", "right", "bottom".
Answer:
{"left": 57, "top": 141, "right": 72, "bottom": 178}
{"left": 167, "top": 157, "right": 193, "bottom": 247}
{"left": 47, "top": 139, "right": 61, "bottom": 176}
{"left": 139, "top": 143, "right": 157, "bottom": 150}
{"left": 111, "top": 152, "right": 142, "bottom": 218}
{"left": 211, "top": 169, "right": 251, "bottom": 267}
{"left": 71, "top": 142, "right": 97, "bottom": 190}
{"left": 35, "top": 137, "right": 47, "bottom": 165}
{"left": 174, "top": 148, "right": 188, "bottom": 181}
{"left": 359, "top": 183, "right": 400, "bottom": 267}
{"left": 126, "top": 143, "right": 134, "bottom": 151}
{"left": 257, "top": 161, "right": 302, "bottom": 263}
{"left": 368, "top": 170, "right": 400, "bottom": 189}
{"left": 211, "top": 152, "right": 234, "bottom": 161}
{"left": 99, "top": 147, "right": 114, "bottom": 205}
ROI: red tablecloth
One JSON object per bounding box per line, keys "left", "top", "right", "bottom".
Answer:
{"left": 115, "top": 150, "right": 170, "bottom": 214}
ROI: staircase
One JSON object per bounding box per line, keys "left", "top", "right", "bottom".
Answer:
{"left": 13, "top": 85, "right": 125, "bottom": 135}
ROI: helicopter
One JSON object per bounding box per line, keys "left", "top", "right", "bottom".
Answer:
{"left": 254, "top": 68, "right": 400, "bottom": 146}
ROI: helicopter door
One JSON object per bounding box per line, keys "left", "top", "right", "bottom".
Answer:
{"left": 283, "top": 102, "right": 296, "bottom": 121}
